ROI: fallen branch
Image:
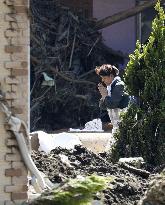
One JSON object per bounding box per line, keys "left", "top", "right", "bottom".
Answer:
{"left": 69, "top": 29, "right": 76, "bottom": 68}
{"left": 79, "top": 69, "right": 95, "bottom": 79}
{"left": 95, "top": 0, "right": 163, "bottom": 30}
{"left": 50, "top": 68, "right": 96, "bottom": 85}
{"left": 87, "top": 35, "right": 101, "bottom": 57}
{"left": 31, "top": 56, "right": 96, "bottom": 86}
{"left": 119, "top": 162, "right": 150, "bottom": 178}
{"left": 75, "top": 95, "right": 88, "bottom": 100}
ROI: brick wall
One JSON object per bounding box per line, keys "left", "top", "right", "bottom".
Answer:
{"left": 59, "top": 0, "right": 93, "bottom": 18}
{"left": 0, "top": 0, "right": 29, "bottom": 204}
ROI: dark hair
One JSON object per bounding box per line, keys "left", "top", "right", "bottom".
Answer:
{"left": 95, "top": 64, "right": 119, "bottom": 77}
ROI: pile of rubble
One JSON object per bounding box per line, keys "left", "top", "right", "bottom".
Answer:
{"left": 31, "top": 145, "right": 159, "bottom": 205}
{"left": 30, "top": 0, "right": 125, "bottom": 132}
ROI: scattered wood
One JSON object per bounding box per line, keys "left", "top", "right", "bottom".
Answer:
{"left": 119, "top": 162, "right": 150, "bottom": 179}
{"left": 30, "top": 0, "right": 125, "bottom": 132}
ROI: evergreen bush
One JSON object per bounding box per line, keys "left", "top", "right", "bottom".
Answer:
{"left": 111, "top": 1, "right": 165, "bottom": 166}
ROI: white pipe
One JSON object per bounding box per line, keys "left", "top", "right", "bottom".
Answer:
{"left": 13, "top": 131, "right": 47, "bottom": 190}
{"left": 0, "top": 102, "right": 51, "bottom": 191}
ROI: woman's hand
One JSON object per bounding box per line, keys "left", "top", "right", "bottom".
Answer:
{"left": 98, "top": 83, "right": 108, "bottom": 99}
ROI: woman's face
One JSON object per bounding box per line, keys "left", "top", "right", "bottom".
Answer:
{"left": 101, "top": 74, "right": 114, "bottom": 86}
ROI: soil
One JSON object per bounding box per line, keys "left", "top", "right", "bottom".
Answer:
{"left": 31, "top": 145, "right": 158, "bottom": 205}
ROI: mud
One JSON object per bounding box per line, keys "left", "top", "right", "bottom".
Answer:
{"left": 31, "top": 145, "right": 157, "bottom": 205}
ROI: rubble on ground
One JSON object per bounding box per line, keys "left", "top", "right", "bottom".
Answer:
{"left": 31, "top": 145, "right": 155, "bottom": 205}
{"left": 138, "top": 170, "right": 165, "bottom": 205}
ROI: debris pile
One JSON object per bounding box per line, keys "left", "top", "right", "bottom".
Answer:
{"left": 30, "top": 0, "right": 125, "bottom": 132}
{"left": 138, "top": 170, "right": 165, "bottom": 205}
{"left": 31, "top": 145, "right": 152, "bottom": 205}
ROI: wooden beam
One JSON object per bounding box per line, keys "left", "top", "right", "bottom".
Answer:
{"left": 95, "top": 0, "right": 164, "bottom": 30}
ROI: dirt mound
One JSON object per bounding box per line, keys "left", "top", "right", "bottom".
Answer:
{"left": 31, "top": 145, "right": 150, "bottom": 205}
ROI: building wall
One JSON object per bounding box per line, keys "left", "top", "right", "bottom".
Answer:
{"left": 93, "top": 0, "right": 136, "bottom": 61}
{"left": 0, "top": 0, "right": 29, "bottom": 204}
{"left": 60, "top": 0, "right": 93, "bottom": 18}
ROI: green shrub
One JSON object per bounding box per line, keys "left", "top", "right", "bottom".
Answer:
{"left": 111, "top": 1, "right": 165, "bottom": 165}
{"left": 53, "top": 175, "right": 111, "bottom": 205}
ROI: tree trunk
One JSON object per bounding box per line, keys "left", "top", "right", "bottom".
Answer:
{"left": 95, "top": 0, "right": 164, "bottom": 30}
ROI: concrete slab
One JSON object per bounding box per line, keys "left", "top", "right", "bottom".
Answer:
{"left": 70, "top": 132, "right": 114, "bottom": 153}
{"left": 30, "top": 131, "right": 115, "bottom": 154}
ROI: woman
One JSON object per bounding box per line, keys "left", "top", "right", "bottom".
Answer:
{"left": 95, "top": 64, "right": 129, "bottom": 133}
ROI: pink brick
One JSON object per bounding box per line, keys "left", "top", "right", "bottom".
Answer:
{"left": 5, "top": 168, "right": 22, "bottom": 177}
{"left": 5, "top": 185, "right": 28, "bottom": 192}
{"left": 6, "top": 139, "right": 18, "bottom": 146}
{"left": 5, "top": 77, "right": 19, "bottom": 84}
{"left": 5, "top": 61, "right": 27, "bottom": 69}
{"left": 5, "top": 92, "right": 17, "bottom": 100}
{"left": 5, "top": 29, "right": 19, "bottom": 37}
{"left": 5, "top": 0, "right": 14, "bottom": 6}
{"left": 11, "top": 192, "right": 27, "bottom": 200}
{"left": 5, "top": 154, "right": 22, "bottom": 161}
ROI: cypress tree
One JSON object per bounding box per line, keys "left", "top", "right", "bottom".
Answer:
{"left": 111, "top": 1, "right": 165, "bottom": 166}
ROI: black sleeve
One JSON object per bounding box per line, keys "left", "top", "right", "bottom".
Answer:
{"left": 99, "top": 84, "right": 124, "bottom": 109}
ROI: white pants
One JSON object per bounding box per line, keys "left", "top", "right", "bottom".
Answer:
{"left": 107, "top": 108, "right": 126, "bottom": 134}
